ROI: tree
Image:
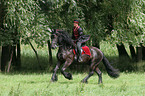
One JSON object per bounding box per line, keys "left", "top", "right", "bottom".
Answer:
{"left": 106, "top": 0, "right": 145, "bottom": 61}
{"left": 1, "top": 0, "right": 144, "bottom": 72}
{"left": 0, "top": 0, "right": 12, "bottom": 71}
{"left": 0, "top": 0, "right": 52, "bottom": 71}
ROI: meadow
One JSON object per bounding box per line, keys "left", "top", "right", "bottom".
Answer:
{"left": 0, "top": 72, "right": 144, "bottom": 96}
{"left": 0, "top": 41, "right": 145, "bottom": 96}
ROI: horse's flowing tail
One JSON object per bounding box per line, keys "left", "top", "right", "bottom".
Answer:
{"left": 102, "top": 55, "right": 119, "bottom": 78}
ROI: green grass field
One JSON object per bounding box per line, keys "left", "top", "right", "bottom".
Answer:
{"left": 0, "top": 41, "right": 145, "bottom": 96}
{"left": 0, "top": 72, "right": 144, "bottom": 96}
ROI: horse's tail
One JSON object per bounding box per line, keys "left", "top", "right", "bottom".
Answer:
{"left": 102, "top": 55, "right": 119, "bottom": 78}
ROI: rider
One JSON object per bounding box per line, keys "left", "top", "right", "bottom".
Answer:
{"left": 72, "top": 20, "right": 90, "bottom": 62}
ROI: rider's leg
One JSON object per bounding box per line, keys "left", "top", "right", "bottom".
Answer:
{"left": 77, "top": 42, "right": 83, "bottom": 62}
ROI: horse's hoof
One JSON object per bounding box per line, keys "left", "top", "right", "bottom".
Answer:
{"left": 68, "top": 77, "right": 73, "bottom": 80}
{"left": 98, "top": 82, "right": 103, "bottom": 84}
{"left": 64, "top": 73, "right": 73, "bottom": 80}
{"left": 51, "top": 77, "right": 58, "bottom": 82}
{"left": 50, "top": 79, "right": 57, "bottom": 82}
{"left": 81, "top": 80, "right": 88, "bottom": 84}
{"left": 66, "top": 75, "right": 73, "bottom": 80}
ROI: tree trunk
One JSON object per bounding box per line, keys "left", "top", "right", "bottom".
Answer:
{"left": 0, "top": 1, "right": 9, "bottom": 72}
{"left": 12, "top": 43, "right": 21, "bottom": 70}
{"left": 1, "top": 45, "right": 11, "bottom": 71}
{"left": 136, "top": 47, "right": 142, "bottom": 62}
{"left": 116, "top": 43, "right": 133, "bottom": 71}
{"left": 16, "top": 42, "right": 21, "bottom": 69}
{"left": 7, "top": 49, "right": 13, "bottom": 72}
{"left": 142, "top": 46, "right": 145, "bottom": 60}
{"left": 116, "top": 44, "right": 130, "bottom": 59}
{"left": 12, "top": 46, "right": 16, "bottom": 67}
{"left": 47, "top": 40, "right": 53, "bottom": 64}
{"left": 27, "top": 38, "right": 42, "bottom": 69}
{"left": 129, "top": 44, "right": 137, "bottom": 61}
{"left": 0, "top": 46, "right": 2, "bottom": 71}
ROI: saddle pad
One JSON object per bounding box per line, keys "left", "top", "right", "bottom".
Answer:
{"left": 73, "top": 46, "right": 91, "bottom": 56}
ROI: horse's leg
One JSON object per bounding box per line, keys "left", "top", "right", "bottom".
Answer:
{"left": 95, "top": 67, "right": 102, "bottom": 84}
{"left": 51, "top": 61, "right": 61, "bottom": 82}
{"left": 61, "top": 59, "right": 73, "bottom": 80}
{"left": 81, "top": 61, "right": 96, "bottom": 83}
{"left": 81, "top": 71, "right": 94, "bottom": 83}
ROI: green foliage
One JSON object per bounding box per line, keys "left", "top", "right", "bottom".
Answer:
{"left": 1, "top": 0, "right": 51, "bottom": 47}
{"left": 42, "top": 0, "right": 145, "bottom": 47}
{"left": 1, "top": 0, "right": 145, "bottom": 47}
{"left": 39, "top": 0, "right": 85, "bottom": 30}
{"left": 106, "top": 0, "right": 145, "bottom": 46}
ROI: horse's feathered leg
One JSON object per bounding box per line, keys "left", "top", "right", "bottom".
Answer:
{"left": 51, "top": 61, "right": 61, "bottom": 82}
{"left": 81, "top": 60, "right": 96, "bottom": 83}
{"left": 61, "top": 58, "right": 73, "bottom": 80}
{"left": 81, "top": 71, "right": 94, "bottom": 83}
{"left": 95, "top": 67, "right": 102, "bottom": 84}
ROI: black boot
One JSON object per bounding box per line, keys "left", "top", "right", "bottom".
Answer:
{"left": 77, "top": 42, "right": 83, "bottom": 62}
{"left": 78, "top": 55, "right": 83, "bottom": 62}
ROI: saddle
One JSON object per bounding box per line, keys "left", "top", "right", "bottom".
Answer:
{"left": 73, "top": 46, "right": 91, "bottom": 56}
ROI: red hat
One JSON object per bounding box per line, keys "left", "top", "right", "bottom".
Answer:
{"left": 74, "top": 20, "right": 79, "bottom": 24}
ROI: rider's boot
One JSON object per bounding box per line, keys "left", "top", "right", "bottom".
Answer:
{"left": 77, "top": 42, "right": 83, "bottom": 62}
{"left": 78, "top": 56, "right": 83, "bottom": 62}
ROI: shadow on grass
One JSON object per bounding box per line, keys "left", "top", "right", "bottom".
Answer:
{"left": 4, "top": 54, "right": 145, "bottom": 74}
{"left": 57, "top": 81, "right": 101, "bottom": 85}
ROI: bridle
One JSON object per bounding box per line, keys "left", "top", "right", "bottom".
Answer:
{"left": 51, "top": 31, "right": 76, "bottom": 49}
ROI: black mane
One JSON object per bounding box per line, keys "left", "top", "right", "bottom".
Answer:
{"left": 56, "top": 30, "right": 75, "bottom": 48}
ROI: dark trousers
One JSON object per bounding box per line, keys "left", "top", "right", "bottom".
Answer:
{"left": 76, "top": 42, "right": 82, "bottom": 57}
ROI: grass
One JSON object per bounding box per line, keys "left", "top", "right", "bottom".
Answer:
{"left": 0, "top": 41, "right": 145, "bottom": 96}
{"left": 0, "top": 72, "right": 145, "bottom": 96}
{"left": 20, "top": 43, "right": 57, "bottom": 72}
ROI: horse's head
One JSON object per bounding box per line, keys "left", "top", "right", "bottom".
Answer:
{"left": 51, "top": 30, "right": 75, "bottom": 49}
{"left": 51, "top": 30, "right": 59, "bottom": 49}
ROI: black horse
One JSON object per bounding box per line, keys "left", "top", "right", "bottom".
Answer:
{"left": 51, "top": 30, "right": 119, "bottom": 84}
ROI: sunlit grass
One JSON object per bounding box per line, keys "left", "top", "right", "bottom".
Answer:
{"left": 0, "top": 41, "right": 144, "bottom": 96}
{"left": 0, "top": 73, "right": 144, "bottom": 96}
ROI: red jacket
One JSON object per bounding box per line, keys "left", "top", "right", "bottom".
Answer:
{"left": 72, "top": 26, "right": 83, "bottom": 40}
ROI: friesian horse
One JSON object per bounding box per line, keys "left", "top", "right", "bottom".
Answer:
{"left": 51, "top": 30, "right": 119, "bottom": 84}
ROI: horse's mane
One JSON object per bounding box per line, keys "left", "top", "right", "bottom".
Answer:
{"left": 57, "top": 30, "right": 75, "bottom": 48}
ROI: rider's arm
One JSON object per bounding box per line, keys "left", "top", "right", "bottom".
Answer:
{"left": 78, "top": 27, "right": 83, "bottom": 36}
